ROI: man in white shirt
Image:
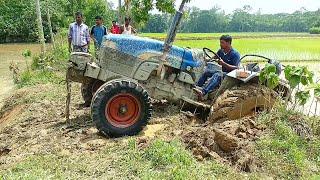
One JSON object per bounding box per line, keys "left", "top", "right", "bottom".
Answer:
{"left": 68, "top": 12, "right": 90, "bottom": 53}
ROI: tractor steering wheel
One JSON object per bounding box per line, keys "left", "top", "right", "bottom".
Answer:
{"left": 203, "top": 48, "right": 220, "bottom": 62}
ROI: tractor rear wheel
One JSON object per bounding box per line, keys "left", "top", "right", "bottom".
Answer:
{"left": 209, "top": 84, "right": 277, "bottom": 122}
{"left": 91, "top": 79, "right": 152, "bottom": 137}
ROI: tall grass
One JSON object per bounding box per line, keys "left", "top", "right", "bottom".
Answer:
{"left": 174, "top": 38, "right": 320, "bottom": 61}
{"left": 141, "top": 32, "right": 316, "bottom": 40}
{"left": 14, "top": 32, "right": 69, "bottom": 88}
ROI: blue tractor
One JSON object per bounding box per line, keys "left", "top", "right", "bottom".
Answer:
{"left": 66, "top": 1, "right": 289, "bottom": 137}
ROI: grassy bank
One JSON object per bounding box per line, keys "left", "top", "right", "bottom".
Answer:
{"left": 0, "top": 32, "right": 319, "bottom": 179}
{"left": 0, "top": 79, "right": 319, "bottom": 179}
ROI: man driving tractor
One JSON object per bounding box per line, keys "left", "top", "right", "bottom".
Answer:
{"left": 194, "top": 35, "right": 241, "bottom": 98}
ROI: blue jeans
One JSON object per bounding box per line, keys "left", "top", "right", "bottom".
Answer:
{"left": 197, "top": 71, "right": 222, "bottom": 95}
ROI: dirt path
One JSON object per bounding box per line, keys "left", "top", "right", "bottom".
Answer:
{"left": 0, "top": 44, "right": 39, "bottom": 107}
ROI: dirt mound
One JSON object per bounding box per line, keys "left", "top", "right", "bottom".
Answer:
{"left": 209, "top": 84, "right": 277, "bottom": 122}
{"left": 182, "top": 116, "right": 264, "bottom": 172}
{"left": 181, "top": 85, "right": 275, "bottom": 172}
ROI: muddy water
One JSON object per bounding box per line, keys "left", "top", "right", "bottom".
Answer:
{"left": 0, "top": 43, "right": 40, "bottom": 107}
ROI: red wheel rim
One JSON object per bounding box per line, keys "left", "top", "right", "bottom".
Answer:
{"left": 105, "top": 93, "right": 141, "bottom": 128}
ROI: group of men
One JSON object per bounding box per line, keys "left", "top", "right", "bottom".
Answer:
{"left": 68, "top": 12, "right": 241, "bottom": 103}
{"left": 68, "top": 12, "right": 136, "bottom": 53}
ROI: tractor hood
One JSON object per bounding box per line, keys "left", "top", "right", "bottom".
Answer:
{"left": 101, "top": 34, "right": 204, "bottom": 70}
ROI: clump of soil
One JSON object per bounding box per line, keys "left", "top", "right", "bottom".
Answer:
{"left": 182, "top": 85, "right": 275, "bottom": 172}
{"left": 210, "top": 84, "right": 276, "bottom": 122}
{"left": 182, "top": 116, "right": 264, "bottom": 172}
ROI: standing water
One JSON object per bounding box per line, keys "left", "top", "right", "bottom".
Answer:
{"left": 0, "top": 43, "right": 40, "bottom": 107}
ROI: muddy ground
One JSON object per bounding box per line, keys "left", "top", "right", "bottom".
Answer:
{"left": 0, "top": 44, "right": 318, "bottom": 178}
{"left": 0, "top": 82, "right": 275, "bottom": 172}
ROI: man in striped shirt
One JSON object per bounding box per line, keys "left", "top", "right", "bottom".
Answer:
{"left": 68, "top": 12, "right": 90, "bottom": 53}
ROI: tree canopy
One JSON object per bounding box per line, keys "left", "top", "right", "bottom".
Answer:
{"left": 1, "top": 0, "right": 320, "bottom": 43}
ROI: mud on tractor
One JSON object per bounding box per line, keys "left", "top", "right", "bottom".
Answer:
{"left": 65, "top": 1, "right": 290, "bottom": 137}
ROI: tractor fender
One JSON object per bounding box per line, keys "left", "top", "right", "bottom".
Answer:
{"left": 132, "top": 60, "right": 159, "bottom": 81}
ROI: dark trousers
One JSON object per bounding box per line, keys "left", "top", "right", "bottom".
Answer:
{"left": 197, "top": 71, "right": 223, "bottom": 95}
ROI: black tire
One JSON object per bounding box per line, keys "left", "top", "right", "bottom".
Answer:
{"left": 81, "top": 83, "right": 93, "bottom": 104}
{"left": 91, "top": 79, "right": 152, "bottom": 137}
{"left": 81, "top": 80, "right": 104, "bottom": 105}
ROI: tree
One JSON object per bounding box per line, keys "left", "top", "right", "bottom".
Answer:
{"left": 130, "top": 0, "right": 176, "bottom": 25}
{"left": 35, "top": 0, "right": 46, "bottom": 55}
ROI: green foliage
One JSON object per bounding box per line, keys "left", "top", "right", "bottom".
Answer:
{"left": 17, "top": 70, "right": 63, "bottom": 88}
{"left": 0, "top": 0, "right": 115, "bottom": 43}
{"left": 284, "top": 65, "right": 314, "bottom": 88}
{"left": 296, "top": 90, "right": 311, "bottom": 105}
{"left": 22, "top": 49, "right": 32, "bottom": 58}
{"left": 310, "top": 27, "right": 320, "bottom": 34}
{"left": 284, "top": 65, "right": 315, "bottom": 107}
{"left": 131, "top": 0, "right": 176, "bottom": 25}
{"left": 141, "top": 6, "right": 320, "bottom": 33}
{"left": 15, "top": 32, "right": 68, "bottom": 88}
{"left": 259, "top": 63, "right": 280, "bottom": 89}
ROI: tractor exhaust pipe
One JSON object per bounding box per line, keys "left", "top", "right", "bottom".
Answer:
{"left": 157, "top": 0, "right": 189, "bottom": 78}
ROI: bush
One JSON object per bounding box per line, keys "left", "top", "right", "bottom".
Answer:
{"left": 309, "top": 27, "right": 320, "bottom": 34}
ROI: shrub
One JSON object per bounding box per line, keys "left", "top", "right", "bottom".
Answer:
{"left": 309, "top": 27, "right": 320, "bottom": 34}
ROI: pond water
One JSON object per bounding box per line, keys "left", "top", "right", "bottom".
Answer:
{"left": 0, "top": 43, "right": 40, "bottom": 106}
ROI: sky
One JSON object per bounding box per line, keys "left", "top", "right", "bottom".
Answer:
{"left": 109, "top": 0, "right": 320, "bottom": 14}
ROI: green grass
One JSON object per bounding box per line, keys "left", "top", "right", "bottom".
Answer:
{"left": 174, "top": 38, "right": 320, "bottom": 61}
{"left": 17, "top": 70, "right": 63, "bottom": 88}
{"left": 141, "top": 32, "right": 315, "bottom": 40}
{"left": 141, "top": 32, "right": 320, "bottom": 61}
{"left": 0, "top": 139, "right": 244, "bottom": 180}
{"left": 256, "top": 106, "right": 320, "bottom": 179}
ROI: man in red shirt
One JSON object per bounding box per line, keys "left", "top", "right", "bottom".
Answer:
{"left": 110, "top": 20, "right": 121, "bottom": 34}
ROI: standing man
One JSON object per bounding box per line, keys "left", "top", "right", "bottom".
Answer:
{"left": 121, "top": 17, "right": 137, "bottom": 35}
{"left": 110, "top": 20, "right": 121, "bottom": 34}
{"left": 91, "top": 16, "right": 107, "bottom": 50}
{"left": 194, "top": 35, "right": 241, "bottom": 98}
{"left": 68, "top": 12, "right": 90, "bottom": 53}
{"left": 68, "top": 12, "right": 91, "bottom": 108}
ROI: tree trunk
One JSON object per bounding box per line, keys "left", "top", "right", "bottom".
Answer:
{"left": 35, "top": 0, "right": 46, "bottom": 55}
{"left": 105, "top": 0, "right": 109, "bottom": 13}
{"left": 118, "top": 0, "right": 122, "bottom": 23}
{"left": 47, "top": 9, "right": 55, "bottom": 49}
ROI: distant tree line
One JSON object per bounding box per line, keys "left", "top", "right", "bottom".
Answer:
{"left": 142, "top": 6, "right": 320, "bottom": 33}
{"left": 0, "top": 0, "right": 115, "bottom": 43}
{"left": 1, "top": 0, "right": 320, "bottom": 43}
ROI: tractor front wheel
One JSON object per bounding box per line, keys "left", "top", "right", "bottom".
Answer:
{"left": 91, "top": 79, "right": 152, "bottom": 137}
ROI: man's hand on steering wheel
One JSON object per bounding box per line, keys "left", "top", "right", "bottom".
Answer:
{"left": 203, "top": 47, "right": 220, "bottom": 63}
